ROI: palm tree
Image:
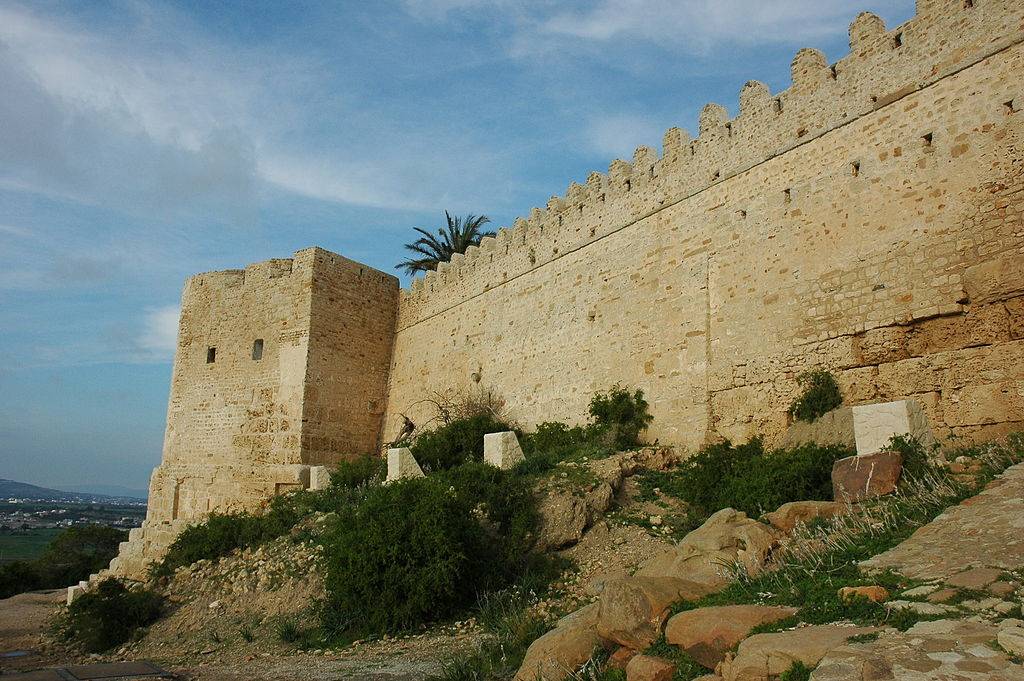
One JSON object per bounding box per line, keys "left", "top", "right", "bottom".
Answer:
{"left": 397, "top": 212, "right": 495, "bottom": 276}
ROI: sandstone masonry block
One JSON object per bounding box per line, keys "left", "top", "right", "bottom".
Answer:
{"left": 832, "top": 451, "right": 903, "bottom": 503}
{"left": 484, "top": 431, "right": 526, "bottom": 470}
{"left": 385, "top": 448, "right": 425, "bottom": 483}
{"left": 852, "top": 399, "right": 936, "bottom": 455}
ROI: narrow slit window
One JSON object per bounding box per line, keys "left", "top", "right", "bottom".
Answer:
{"left": 773, "top": 98, "right": 783, "bottom": 115}
{"left": 784, "top": 188, "right": 792, "bottom": 204}
{"left": 206, "top": 347, "right": 216, "bottom": 364}
{"left": 624, "top": 179, "right": 631, "bottom": 192}
{"left": 829, "top": 64, "right": 838, "bottom": 80}
{"left": 252, "top": 339, "right": 264, "bottom": 361}
{"left": 851, "top": 161, "right": 861, "bottom": 176}
{"left": 893, "top": 32, "right": 903, "bottom": 48}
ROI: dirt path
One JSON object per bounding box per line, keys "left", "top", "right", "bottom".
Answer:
{"left": 863, "top": 462, "right": 1024, "bottom": 579}
{"left": 0, "top": 589, "right": 66, "bottom": 673}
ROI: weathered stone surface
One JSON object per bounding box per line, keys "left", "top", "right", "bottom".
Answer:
{"left": 831, "top": 451, "right": 903, "bottom": 503}
{"left": 309, "top": 465, "right": 332, "bottom": 491}
{"left": 665, "top": 604, "right": 798, "bottom": 669}
{"left": 763, "top": 501, "right": 846, "bottom": 533}
{"left": 514, "top": 603, "right": 604, "bottom": 681}
{"left": 625, "top": 654, "right": 676, "bottom": 681}
{"left": 597, "top": 576, "right": 711, "bottom": 650}
{"left": 484, "top": 431, "right": 526, "bottom": 470}
{"left": 637, "top": 509, "right": 778, "bottom": 587}
{"left": 945, "top": 566, "right": 1004, "bottom": 590}
{"left": 838, "top": 585, "right": 889, "bottom": 604}
{"left": 862, "top": 462, "right": 1024, "bottom": 580}
{"left": 812, "top": 619, "right": 1022, "bottom": 680}
{"left": 852, "top": 400, "right": 936, "bottom": 456}
{"left": 720, "top": 625, "right": 877, "bottom": 681}
{"left": 777, "top": 407, "right": 855, "bottom": 449}
{"left": 607, "top": 646, "right": 636, "bottom": 670}
{"left": 997, "top": 626, "right": 1024, "bottom": 657}
{"left": 963, "top": 254, "right": 1024, "bottom": 306}
{"left": 385, "top": 447, "right": 424, "bottom": 483}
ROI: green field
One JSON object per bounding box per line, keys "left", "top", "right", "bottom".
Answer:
{"left": 0, "top": 528, "right": 62, "bottom": 564}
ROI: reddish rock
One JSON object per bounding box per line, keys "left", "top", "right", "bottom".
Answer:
{"left": 608, "top": 646, "right": 637, "bottom": 670}
{"left": 625, "top": 654, "right": 676, "bottom": 681}
{"left": 838, "top": 586, "right": 890, "bottom": 603}
{"left": 763, "top": 500, "right": 846, "bottom": 533}
{"left": 945, "top": 567, "right": 1003, "bottom": 589}
{"left": 831, "top": 451, "right": 903, "bottom": 503}
{"left": 597, "top": 576, "right": 710, "bottom": 650}
{"left": 926, "top": 588, "right": 959, "bottom": 604}
{"left": 664, "top": 604, "right": 798, "bottom": 669}
{"left": 514, "top": 603, "right": 606, "bottom": 681}
{"left": 988, "top": 581, "right": 1018, "bottom": 597}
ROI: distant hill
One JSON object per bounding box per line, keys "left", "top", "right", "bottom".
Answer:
{"left": 65, "top": 484, "right": 148, "bottom": 500}
{"left": 0, "top": 479, "right": 146, "bottom": 502}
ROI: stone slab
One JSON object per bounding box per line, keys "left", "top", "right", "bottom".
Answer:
{"left": 484, "top": 431, "right": 526, "bottom": 470}
{"left": 852, "top": 399, "right": 936, "bottom": 456}
{"left": 385, "top": 447, "right": 424, "bottom": 483}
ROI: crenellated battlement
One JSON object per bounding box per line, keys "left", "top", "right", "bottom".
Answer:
{"left": 397, "top": 0, "right": 1024, "bottom": 329}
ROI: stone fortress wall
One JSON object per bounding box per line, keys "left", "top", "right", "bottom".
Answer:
{"left": 98, "top": 0, "right": 1024, "bottom": 582}
{"left": 107, "top": 248, "right": 398, "bottom": 578}
{"left": 384, "top": 0, "right": 1024, "bottom": 450}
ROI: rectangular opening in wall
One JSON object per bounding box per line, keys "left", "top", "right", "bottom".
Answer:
{"left": 206, "top": 347, "right": 216, "bottom": 364}
{"left": 623, "top": 179, "right": 631, "bottom": 192}
{"left": 963, "top": 0, "right": 973, "bottom": 8}
{"left": 252, "top": 339, "right": 264, "bottom": 361}
{"left": 773, "top": 98, "right": 783, "bottom": 115}
{"left": 829, "top": 64, "right": 838, "bottom": 80}
{"left": 893, "top": 32, "right": 903, "bottom": 48}
{"left": 851, "top": 161, "right": 861, "bottom": 177}
{"left": 784, "top": 188, "right": 792, "bottom": 204}
{"left": 724, "top": 122, "right": 732, "bottom": 137}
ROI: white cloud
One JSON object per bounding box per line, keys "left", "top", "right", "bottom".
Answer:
{"left": 585, "top": 113, "right": 666, "bottom": 159}
{"left": 138, "top": 305, "right": 181, "bottom": 359}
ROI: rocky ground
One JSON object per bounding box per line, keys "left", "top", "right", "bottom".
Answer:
{"left": 4, "top": 446, "right": 1024, "bottom": 680}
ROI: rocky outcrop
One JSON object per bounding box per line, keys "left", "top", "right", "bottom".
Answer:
{"left": 831, "top": 451, "right": 902, "bottom": 503}
{"left": 624, "top": 654, "right": 676, "bottom": 681}
{"left": 535, "top": 447, "right": 680, "bottom": 551}
{"left": 636, "top": 508, "right": 778, "bottom": 587}
{"left": 664, "top": 605, "right": 798, "bottom": 669}
{"left": 513, "top": 603, "right": 606, "bottom": 681}
{"left": 596, "top": 576, "right": 713, "bottom": 649}
{"left": 762, "top": 501, "right": 846, "bottom": 533}
{"left": 718, "top": 625, "right": 878, "bottom": 681}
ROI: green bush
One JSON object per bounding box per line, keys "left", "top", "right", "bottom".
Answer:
{"left": 788, "top": 369, "right": 843, "bottom": 423}
{"left": 64, "top": 578, "right": 163, "bottom": 652}
{"left": 522, "top": 421, "right": 589, "bottom": 454}
{"left": 0, "top": 560, "right": 41, "bottom": 599}
{"left": 588, "top": 385, "right": 653, "bottom": 449}
{"left": 320, "top": 475, "right": 499, "bottom": 636}
{"left": 330, "top": 456, "right": 385, "bottom": 488}
{"left": 0, "top": 525, "right": 125, "bottom": 599}
{"left": 641, "top": 438, "right": 854, "bottom": 521}
{"left": 780, "top": 661, "right": 812, "bottom": 681}
{"left": 410, "top": 413, "right": 512, "bottom": 471}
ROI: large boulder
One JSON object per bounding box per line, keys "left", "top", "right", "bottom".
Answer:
{"left": 665, "top": 604, "right": 798, "bottom": 669}
{"left": 997, "top": 626, "right": 1024, "bottom": 657}
{"left": 625, "top": 654, "right": 676, "bottom": 681}
{"left": 596, "top": 576, "right": 712, "bottom": 649}
{"left": 762, "top": 501, "right": 847, "bottom": 533}
{"left": 719, "top": 625, "right": 877, "bottom": 681}
{"left": 831, "top": 451, "right": 903, "bottom": 503}
{"left": 637, "top": 509, "right": 779, "bottom": 587}
{"left": 514, "top": 603, "right": 605, "bottom": 681}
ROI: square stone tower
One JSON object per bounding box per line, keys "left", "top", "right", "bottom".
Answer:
{"left": 107, "top": 247, "right": 398, "bottom": 578}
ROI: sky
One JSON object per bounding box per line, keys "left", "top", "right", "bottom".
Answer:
{"left": 0, "top": 0, "right": 916, "bottom": 492}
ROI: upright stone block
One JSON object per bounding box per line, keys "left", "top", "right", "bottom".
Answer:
{"left": 386, "top": 447, "right": 425, "bottom": 483}
{"left": 852, "top": 399, "right": 936, "bottom": 456}
{"left": 484, "top": 431, "right": 526, "bottom": 470}
{"left": 309, "top": 465, "right": 332, "bottom": 490}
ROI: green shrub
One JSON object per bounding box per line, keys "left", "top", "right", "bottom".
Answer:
{"left": 410, "top": 413, "right": 512, "bottom": 471}
{"left": 64, "top": 578, "right": 163, "bottom": 652}
{"left": 0, "top": 525, "right": 125, "bottom": 599}
{"left": 331, "top": 456, "right": 385, "bottom": 488}
{"left": 588, "top": 385, "right": 653, "bottom": 449}
{"left": 522, "top": 421, "right": 589, "bottom": 454}
{"left": 320, "top": 475, "right": 500, "bottom": 637}
{"left": 886, "top": 434, "right": 938, "bottom": 482}
{"left": 39, "top": 525, "right": 127, "bottom": 587}
{"left": 788, "top": 369, "right": 843, "bottom": 423}
{"left": 641, "top": 438, "right": 854, "bottom": 521}
{"left": 0, "top": 560, "right": 41, "bottom": 599}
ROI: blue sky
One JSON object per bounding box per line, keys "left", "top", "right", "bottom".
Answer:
{"left": 0, "top": 0, "right": 915, "bottom": 492}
